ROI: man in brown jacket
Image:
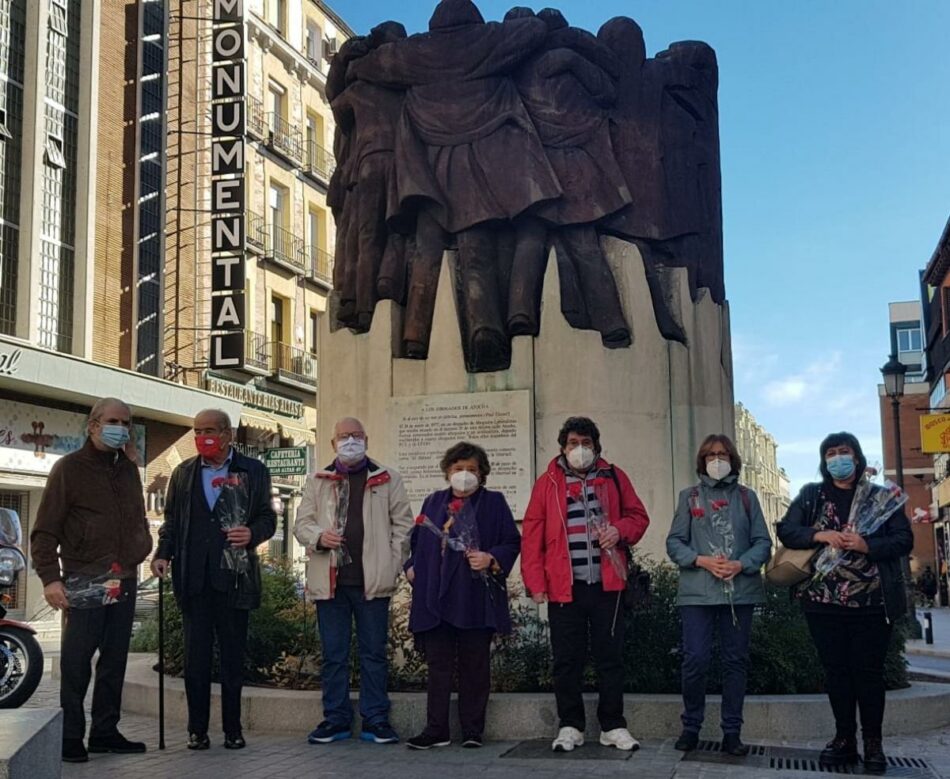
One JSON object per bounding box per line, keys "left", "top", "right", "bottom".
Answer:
{"left": 31, "top": 397, "right": 153, "bottom": 763}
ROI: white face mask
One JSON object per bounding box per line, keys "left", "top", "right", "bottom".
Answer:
{"left": 566, "top": 445, "right": 595, "bottom": 471}
{"left": 449, "top": 470, "right": 479, "bottom": 495}
{"left": 706, "top": 459, "right": 731, "bottom": 481}
{"left": 336, "top": 436, "right": 366, "bottom": 465}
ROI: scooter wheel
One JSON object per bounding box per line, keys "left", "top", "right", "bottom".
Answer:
{"left": 0, "top": 626, "right": 44, "bottom": 708}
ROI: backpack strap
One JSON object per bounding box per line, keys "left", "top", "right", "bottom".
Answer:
{"left": 738, "top": 485, "right": 751, "bottom": 518}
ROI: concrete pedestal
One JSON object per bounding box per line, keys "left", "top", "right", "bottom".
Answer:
{"left": 317, "top": 238, "right": 734, "bottom": 559}
{"left": 0, "top": 708, "right": 61, "bottom": 779}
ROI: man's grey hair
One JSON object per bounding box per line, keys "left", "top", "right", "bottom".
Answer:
{"left": 87, "top": 397, "right": 132, "bottom": 425}
{"left": 195, "top": 408, "right": 234, "bottom": 432}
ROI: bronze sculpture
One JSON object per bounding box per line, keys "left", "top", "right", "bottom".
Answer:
{"left": 328, "top": 1, "right": 725, "bottom": 372}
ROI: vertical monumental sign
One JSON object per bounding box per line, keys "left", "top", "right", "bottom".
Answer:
{"left": 209, "top": 0, "right": 247, "bottom": 369}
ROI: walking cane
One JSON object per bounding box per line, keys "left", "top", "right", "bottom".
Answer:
{"left": 158, "top": 575, "right": 165, "bottom": 750}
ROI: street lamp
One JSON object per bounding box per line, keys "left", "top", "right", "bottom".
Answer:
{"left": 881, "top": 353, "right": 919, "bottom": 637}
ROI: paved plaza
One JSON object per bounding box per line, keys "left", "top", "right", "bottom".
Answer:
{"left": 22, "top": 674, "right": 950, "bottom": 779}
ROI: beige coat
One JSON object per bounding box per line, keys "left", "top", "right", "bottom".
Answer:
{"left": 293, "top": 460, "right": 413, "bottom": 601}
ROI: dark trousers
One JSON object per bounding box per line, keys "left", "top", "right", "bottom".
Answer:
{"left": 805, "top": 611, "right": 893, "bottom": 740}
{"left": 181, "top": 589, "right": 249, "bottom": 736}
{"left": 59, "top": 582, "right": 136, "bottom": 741}
{"left": 548, "top": 582, "right": 626, "bottom": 732}
{"left": 680, "top": 604, "right": 754, "bottom": 735}
{"left": 420, "top": 623, "right": 494, "bottom": 740}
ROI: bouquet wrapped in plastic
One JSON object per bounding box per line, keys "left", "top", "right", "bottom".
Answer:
{"left": 320, "top": 477, "right": 352, "bottom": 568}
{"left": 414, "top": 500, "right": 505, "bottom": 597}
{"left": 212, "top": 473, "right": 250, "bottom": 574}
{"left": 63, "top": 561, "right": 127, "bottom": 609}
{"left": 813, "top": 476, "right": 908, "bottom": 579}
{"left": 708, "top": 498, "right": 737, "bottom": 625}
{"left": 590, "top": 481, "right": 629, "bottom": 584}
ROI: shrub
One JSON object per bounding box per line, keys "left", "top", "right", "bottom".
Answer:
{"left": 132, "top": 556, "right": 909, "bottom": 694}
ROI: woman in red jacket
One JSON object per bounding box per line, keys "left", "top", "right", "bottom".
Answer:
{"left": 521, "top": 416, "right": 650, "bottom": 753}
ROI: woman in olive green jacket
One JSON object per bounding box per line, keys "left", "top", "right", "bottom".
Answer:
{"left": 665, "top": 434, "right": 772, "bottom": 757}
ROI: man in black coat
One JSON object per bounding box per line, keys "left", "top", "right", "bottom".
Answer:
{"left": 152, "top": 409, "right": 276, "bottom": 750}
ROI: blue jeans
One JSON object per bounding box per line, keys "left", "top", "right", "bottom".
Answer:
{"left": 316, "top": 585, "right": 391, "bottom": 726}
{"left": 680, "top": 604, "right": 754, "bottom": 735}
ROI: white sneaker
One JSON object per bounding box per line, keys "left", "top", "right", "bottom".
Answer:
{"left": 552, "top": 726, "right": 584, "bottom": 752}
{"left": 599, "top": 727, "right": 640, "bottom": 751}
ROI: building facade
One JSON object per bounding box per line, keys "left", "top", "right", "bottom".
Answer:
{"left": 0, "top": 0, "right": 351, "bottom": 629}
{"left": 879, "top": 300, "right": 934, "bottom": 580}
{"left": 733, "top": 402, "right": 789, "bottom": 533}
{"left": 923, "top": 217, "right": 950, "bottom": 604}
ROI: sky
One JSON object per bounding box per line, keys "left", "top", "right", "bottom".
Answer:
{"left": 335, "top": 1, "right": 950, "bottom": 494}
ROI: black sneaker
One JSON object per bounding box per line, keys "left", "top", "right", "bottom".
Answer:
{"left": 62, "top": 738, "right": 88, "bottom": 763}
{"left": 462, "top": 735, "right": 483, "bottom": 748}
{"left": 406, "top": 732, "right": 451, "bottom": 750}
{"left": 224, "top": 732, "right": 246, "bottom": 750}
{"left": 819, "top": 735, "right": 859, "bottom": 766}
{"left": 187, "top": 732, "right": 210, "bottom": 750}
{"left": 721, "top": 734, "right": 750, "bottom": 756}
{"left": 88, "top": 732, "right": 147, "bottom": 754}
{"left": 863, "top": 737, "right": 887, "bottom": 774}
{"left": 307, "top": 721, "right": 352, "bottom": 744}
{"left": 360, "top": 722, "right": 399, "bottom": 744}
{"left": 674, "top": 730, "right": 699, "bottom": 752}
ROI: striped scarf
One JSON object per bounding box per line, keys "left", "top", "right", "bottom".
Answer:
{"left": 563, "top": 464, "right": 603, "bottom": 585}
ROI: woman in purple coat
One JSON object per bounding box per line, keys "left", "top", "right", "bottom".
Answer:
{"left": 404, "top": 442, "right": 521, "bottom": 750}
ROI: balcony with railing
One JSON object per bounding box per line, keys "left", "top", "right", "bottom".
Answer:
{"left": 307, "top": 244, "right": 333, "bottom": 286}
{"left": 247, "top": 94, "right": 267, "bottom": 140}
{"left": 272, "top": 342, "right": 317, "bottom": 391}
{"left": 244, "top": 329, "right": 272, "bottom": 375}
{"left": 303, "top": 140, "right": 335, "bottom": 185}
{"left": 246, "top": 209, "right": 268, "bottom": 254}
{"left": 267, "top": 113, "right": 303, "bottom": 165}
{"left": 269, "top": 224, "right": 306, "bottom": 273}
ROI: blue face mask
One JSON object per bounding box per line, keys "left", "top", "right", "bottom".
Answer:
{"left": 99, "top": 424, "right": 130, "bottom": 450}
{"left": 826, "top": 454, "right": 856, "bottom": 481}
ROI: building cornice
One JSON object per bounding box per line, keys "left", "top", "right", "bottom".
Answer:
{"left": 309, "top": 0, "right": 356, "bottom": 38}
{"left": 246, "top": 13, "right": 329, "bottom": 96}
{"left": 924, "top": 214, "right": 950, "bottom": 286}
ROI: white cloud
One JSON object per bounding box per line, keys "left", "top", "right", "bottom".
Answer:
{"left": 762, "top": 354, "right": 841, "bottom": 408}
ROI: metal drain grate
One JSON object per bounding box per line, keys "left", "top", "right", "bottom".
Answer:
{"left": 685, "top": 742, "right": 937, "bottom": 777}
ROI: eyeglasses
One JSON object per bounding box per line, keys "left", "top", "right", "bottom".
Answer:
{"left": 334, "top": 432, "right": 366, "bottom": 442}
{"left": 705, "top": 451, "right": 730, "bottom": 461}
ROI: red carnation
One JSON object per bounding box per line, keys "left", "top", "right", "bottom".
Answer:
{"left": 691, "top": 508, "right": 705, "bottom": 518}
{"left": 448, "top": 499, "right": 464, "bottom": 514}
{"left": 211, "top": 476, "right": 226, "bottom": 488}
{"left": 414, "top": 514, "right": 427, "bottom": 525}
{"left": 567, "top": 483, "right": 583, "bottom": 498}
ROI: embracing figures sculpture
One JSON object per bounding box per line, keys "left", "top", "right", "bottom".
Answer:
{"left": 328, "top": 0, "right": 724, "bottom": 373}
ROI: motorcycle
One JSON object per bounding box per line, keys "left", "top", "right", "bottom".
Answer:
{"left": 0, "top": 508, "right": 43, "bottom": 708}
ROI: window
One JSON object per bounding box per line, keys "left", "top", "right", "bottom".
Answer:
{"left": 268, "top": 81, "right": 285, "bottom": 119}
{"left": 271, "top": 295, "right": 285, "bottom": 345}
{"left": 48, "top": 4, "right": 67, "bottom": 36}
{"left": 44, "top": 134, "right": 65, "bottom": 168}
{"left": 306, "top": 21, "right": 322, "bottom": 64}
{"left": 268, "top": 183, "right": 286, "bottom": 231}
{"left": 309, "top": 208, "right": 320, "bottom": 250}
{"left": 897, "top": 327, "right": 922, "bottom": 353}
{"left": 309, "top": 310, "right": 318, "bottom": 355}
{"left": 266, "top": 0, "right": 287, "bottom": 36}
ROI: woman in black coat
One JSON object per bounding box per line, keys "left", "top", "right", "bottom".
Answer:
{"left": 776, "top": 432, "right": 912, "bottom": 774}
